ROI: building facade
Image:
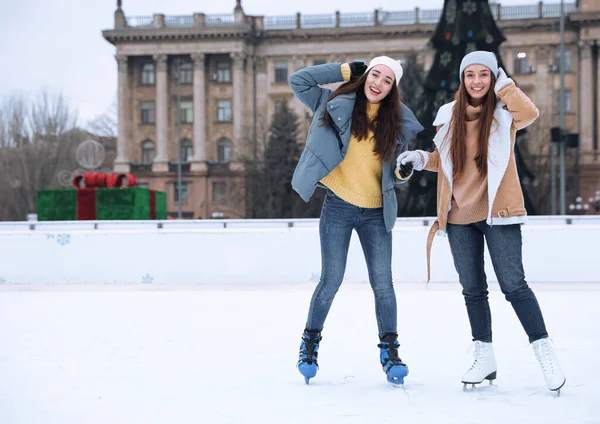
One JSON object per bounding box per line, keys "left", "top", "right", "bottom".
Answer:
{"left": 103, "top": 0, "right": 600, "bottom": 218}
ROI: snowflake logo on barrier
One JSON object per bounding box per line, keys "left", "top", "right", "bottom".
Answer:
{"left": 142, "top": 273, "right": 154, "bottom": 284}
{"left": 46, "top": 234, "right": 72, "bottom": 246}
{"left": 310, "top": 272, "right": 320, "bottom": 282}
{"left": 466, "top": 42, "right": 478, "bottom": 54}
{"left": 462, "top": 0, "right": 477, "bottom": 15}
{"left": 0, "top": 277, "right": 6, "bottom": 284}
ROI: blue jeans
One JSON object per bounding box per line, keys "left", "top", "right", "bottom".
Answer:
{"left": 306, "top": 190, "right": 397, "bottom": 336}
{"left": 447, "top": 221, "right": 548, "bottom": 343}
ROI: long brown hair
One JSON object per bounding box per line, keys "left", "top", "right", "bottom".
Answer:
{"left": 322, "top": 72, "right": 402, "bottom": 162}
{"left": 445, "top": 73, "right": 497, "bottom": 179}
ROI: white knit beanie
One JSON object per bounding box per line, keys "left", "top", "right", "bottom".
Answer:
{"left": 459, "top": 51, "right": 499, "bottom": 80}
{"left": 365, "top": 56, "right": 403, "bottom": 86}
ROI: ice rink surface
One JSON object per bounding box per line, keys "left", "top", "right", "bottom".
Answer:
{"left": 0, "top": 282, "right": 597, "bottom": 424}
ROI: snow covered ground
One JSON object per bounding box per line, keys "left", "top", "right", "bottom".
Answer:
{"left": 0, "top": 282, "right": 597, "bottom": 424}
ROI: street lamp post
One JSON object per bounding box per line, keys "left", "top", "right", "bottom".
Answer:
{"left": 558, "top": 0, "right": 567, "bottom": 215}
{"left": 173, "top": 59, "right": 183, "bottom": 219}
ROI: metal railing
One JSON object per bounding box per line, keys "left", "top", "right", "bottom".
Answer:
{"left": 205, "top": 14, "right": 235, "bottom": 27}
{"left": 124, "top": 2, "right": 578, "bottom": 30}
{"left": 301, "top": 13, "right": 336, "bottom": 29}
{"left": 338, "top": 12, "right": 374, "bottom": 27}
{"left": 127, "top": 16, "right": 153, "bottom": 28}
{"left": 165, "top": 15, "right": 194, "bottom": 28}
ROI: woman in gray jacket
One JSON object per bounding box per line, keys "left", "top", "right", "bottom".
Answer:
{"left": 289, "top": 57, "right": 423, "bottom": 385}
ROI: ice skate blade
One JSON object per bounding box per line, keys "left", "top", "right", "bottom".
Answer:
{"left": 462, "top": 374, "right": 496, "bottom": 391}
{"left": 461, "top": 371, "right": 497, "bottom": 387}
{"left": 550, "top": 378, "right": 566, "bottom": 396}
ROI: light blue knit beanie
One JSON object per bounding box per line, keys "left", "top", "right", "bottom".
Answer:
{"left": 459, "top": 51, "right": 499, "bottom": 80}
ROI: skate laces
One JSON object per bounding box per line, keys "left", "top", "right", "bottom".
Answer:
{"left": 468, "top": 341, "right": 488, "bottom": 371}
{"left": 533, "top": 338, "right": 556, "bottom": 375}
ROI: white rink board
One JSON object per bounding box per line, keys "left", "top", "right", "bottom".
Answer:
{"left": 0, "top": 217, "right": 598, "bottom": 284}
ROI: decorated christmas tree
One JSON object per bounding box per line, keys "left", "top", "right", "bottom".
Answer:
{"left": 401, "top": 0, "right": 536, "bottom": 216}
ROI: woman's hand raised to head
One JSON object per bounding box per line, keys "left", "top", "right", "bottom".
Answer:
{"left": 494, "top": 68, "right": 514, "bottom": 95}
{"left": 349, "top": 62, "right": 368, "bottom": 80}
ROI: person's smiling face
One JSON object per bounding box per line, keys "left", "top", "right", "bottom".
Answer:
{"left": 463, "top": 64, "right": 492, "bottom": 105}
{"left": 364, "top": 65, "right": 395, "bottom": 104}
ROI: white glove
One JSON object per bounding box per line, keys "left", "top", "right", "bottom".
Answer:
{"left": 396, "top": 150, "right": 428, "bottom": 172}
{"left": 494, "top": 68, "right": 514, "bottom": 95}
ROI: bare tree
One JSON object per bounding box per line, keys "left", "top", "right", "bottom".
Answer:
{"left": 0, "top": 91, "right": 83, "bottom": 221}
{"left": 87, "top": 98, "right": 118, "bottom": 138}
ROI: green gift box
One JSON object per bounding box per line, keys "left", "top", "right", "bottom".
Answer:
{"left": 37, "top": 187, "right": 167, "bottom": 221}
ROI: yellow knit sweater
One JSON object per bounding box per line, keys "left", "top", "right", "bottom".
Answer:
{"left": 320, "top": 103, "right": 383, "bottom": 208}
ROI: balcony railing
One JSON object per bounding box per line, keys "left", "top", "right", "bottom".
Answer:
{"left": 168, "top": 162, "right": 191, "bottom": 173}
{"left": 130, "top": 163, "right": 152, "bottom": 173}
{"left": 124, "top": 2, "right": 578, "bottom": 30}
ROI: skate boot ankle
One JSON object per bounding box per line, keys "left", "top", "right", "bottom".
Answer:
{"left": 378, "top": 333, "right": 408, "bottom": 385}
{"left": 531, "top": 337, "right": 566, "bottom": 394}
{"left": 462, "top": 341, "right": 497, "bottom": 389}
{"left": 297, "top": 329, "right": 321, "bottom": 384}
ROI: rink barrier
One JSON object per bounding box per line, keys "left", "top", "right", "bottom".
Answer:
{"left": 0, "top": 216, "right": 598, "bottom": 285}
{"left": 1, "top": 215, "right": 600, "bottom": 232}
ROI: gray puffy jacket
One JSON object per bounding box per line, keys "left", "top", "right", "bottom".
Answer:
{"left": 289, "top": 63, "right": 424, "bottom": 232}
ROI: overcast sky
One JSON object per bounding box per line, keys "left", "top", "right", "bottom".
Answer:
{"left": 0, "top": 0, "right": 551, "bottom": 127}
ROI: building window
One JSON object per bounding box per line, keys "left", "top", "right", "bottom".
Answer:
{"left": 141, "top": 140, "right": 155, "bottom": 164}
{"left": 173, "top": 182, "right": 189, "bottom": 204}
{"left": 275, "top": 61, "right": 288, "bottom": 83}
{"left": 141, "top": 102, "right": 155, "bottom": 124}
{"left": 217, "top": 100, "right": 232, "bottom": 122}
{"left": 554, "top": 50, "right": 572, "bottom": 72}
{"left": 212, "top": 181, "right": 227, "bottom": 204}
{"left": 141, "top": 63, "right": 155, "bottom": 85}
{"left": 513, "top": 52, "right": 529, "bottom": 75}
{"left": 180, "top": 139, "right": 193, "bottom": 162}
{"left": 216, "top": 61, "right": 231, "bottom": 82}
{"left": 313, "top": 59, "right": 326, "bottom": 66}
{"left": 179, "top": 101, "right": 193, "bottom": 123}
{"left": 178, "top": 61, "right": 193, "bottom": 84}
{"left": 351, "top": 58, "right": 367, "bottom": 64}
{"left": 556, "top": 90, "right": 572, "bottom": 113}
{"left": 217, "top": 138, "right": 232, "bottom": 163}
{"left": 137, "top": 183, "right": 149, "bottom": 189}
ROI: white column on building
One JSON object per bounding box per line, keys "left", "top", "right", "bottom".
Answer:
{"left": 114, "top": 54, "right": 130, "bottom": 172}
{"left": 191, "top": 52, "right": 207, "bottom": 172}
{"left": 580, "top": 42, "right": 593, "bottom": 156}
{"left": 231, "top": 52, "right": 246, "bottom": 147}
{"left": 153, "top": 54, "right": 169, "bottom": 172}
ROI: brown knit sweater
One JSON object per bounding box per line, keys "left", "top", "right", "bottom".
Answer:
{"left": 447, "top": 104, "right": 489, "bottom": 224}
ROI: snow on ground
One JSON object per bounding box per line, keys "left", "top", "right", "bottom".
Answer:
{"left": 0, "top": 282, "right": 597, "bottom": 424}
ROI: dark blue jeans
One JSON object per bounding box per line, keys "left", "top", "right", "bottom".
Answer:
{"left": 306, "top": 190, "right": 397, "bottom": 336}
{"left": 447, "top": 221, "right": 548, "bottom": 343}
